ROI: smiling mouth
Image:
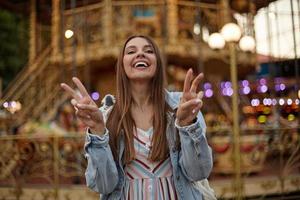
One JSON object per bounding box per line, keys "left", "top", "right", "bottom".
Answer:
{"left": 134, "top": 61, "right": 149, "bottom": 68}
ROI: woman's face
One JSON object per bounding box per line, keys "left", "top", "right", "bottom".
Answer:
{"left": 123, "top": 37, "right": 157, "bottom": 82}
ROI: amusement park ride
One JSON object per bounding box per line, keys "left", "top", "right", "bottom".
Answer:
{"left": 0, "top": 0, "right": 299, "bottom": 199}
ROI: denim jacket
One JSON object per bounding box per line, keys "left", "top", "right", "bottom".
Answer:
{"left": 84, "top": 91, "right": 213, "bottom": 200}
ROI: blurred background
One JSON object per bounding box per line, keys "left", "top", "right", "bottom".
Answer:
{"left": 0, "top": 0, "right": 299, "bottom": 199}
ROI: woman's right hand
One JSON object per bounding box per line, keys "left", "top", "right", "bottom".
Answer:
{"left": 60, "top": 77, "right": 105, "bottom": 135}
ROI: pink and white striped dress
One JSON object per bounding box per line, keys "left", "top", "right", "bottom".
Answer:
{"left": 122, "top": 127, "right": 177, "bottom": 200}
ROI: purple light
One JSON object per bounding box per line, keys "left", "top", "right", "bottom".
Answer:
{"left": 91, "top": 92, "right": 100, "bottom": 101}
{"left": 243, "top": 87, "right": 251, "bottom": 94}
{"left": 222, "top": 88, "right": 233, "bottom": 96}
{"left": 242, "top": 80, "right": 249, "bottom": 87}
{"left": 3, "top": 102, "right": 8, "bottom": 108}
{"left": 279, "top": 83, "right": 286, "bottom": 91}
{"left": 263, "top": 98, "right": 268, "bottom": 105}
{"left": 259, "top": 78, "right": 267, "bottom": 85}
{"left": 261, "top": 85, "right": 268, "bottom": 93}
{"left": 222, "top": 88, "right": 232, "bottom": 96}
{"left": 272, "top": 99, "right": 277, "bottom": 105}
{"left": 263, "top": 98, "right": 272, "bottom": 106}
{"left": 205, "top": 89, "right": 213, "bottom": 98}
{"left": 225, "top": 81, "right": 232, "bottom": 88}
{"left": 227, "top": 88, "right": 233, "bottom": 96}
{"left": 257, "top": 85, "right": 268, "bottom": 93}
{"left": 204, "top": 83, "right": 212, "bottom": 90}
{"left": 251, "top": 99, "right": 260, "bottom": 106}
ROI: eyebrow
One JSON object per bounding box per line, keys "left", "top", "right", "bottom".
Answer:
{"left": 125, "top": 45, "right": 153, "bottom": 50}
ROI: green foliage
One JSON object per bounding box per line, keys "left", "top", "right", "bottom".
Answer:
{"left": 0, "top": 9, "right": 28, "bottom": 90}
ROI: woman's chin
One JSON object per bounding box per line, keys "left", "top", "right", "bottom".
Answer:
{"left": 129, "top": 76, "right": 154, "bottom": 82}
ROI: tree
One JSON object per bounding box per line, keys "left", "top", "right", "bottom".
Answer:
{"left": 0, "top": 9, "right": 28, "bottom": 91}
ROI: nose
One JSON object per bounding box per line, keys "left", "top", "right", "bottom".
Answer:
{"left": 136, "top": 51, "right": 145, "bottom": 58}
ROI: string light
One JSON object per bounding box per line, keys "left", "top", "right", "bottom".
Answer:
{"left": 279, "top": 99, "right": 285, "bottom": 106}
{"left": 251, "top": 99, "right": 260, "bottom": 106}
{"left": 65, "top": 29, "right": 74, "bottom": 39}
{"left": 287, "top": 99, "right": 293, "bottom": 105}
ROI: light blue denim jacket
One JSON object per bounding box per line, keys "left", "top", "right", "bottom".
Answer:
{"left": 84, "top": 91, "right": 213, "bottom": 200}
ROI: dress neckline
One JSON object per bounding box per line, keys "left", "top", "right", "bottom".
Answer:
{"left": 136, "top": 127, "right": 153, "bottom": 133}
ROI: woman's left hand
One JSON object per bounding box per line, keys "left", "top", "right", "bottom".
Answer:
{"left": 176, "top": 68, "right": 204, "bottom": 127}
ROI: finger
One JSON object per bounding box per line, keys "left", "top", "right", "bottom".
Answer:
{"left": 77, "top": 117, "right": 95, "bottom": 128}
{"left": 76, "top": 106, "right": 102, "bottom": 122}
{"left": 182, "top": 92, "right": 197, "bottom": 102}
{"left": 72, "top": 77, "right": 90, "bottom": 98}
{"left": 180, "top": 98, "right": 202, "bottom": 110}
{"left": 197, "top": 91, "right": 204, "bottom": 99}
{"left": 77, "top": 96, "right": 93, "bottom": 106}
{"left": 183, "top": 69, "right": 193, "bottom": 93}
{"left": 76, "top": 110, "right": 91, "bottom": 120}
{"left": 192, "top": 100, "right": 203, "bottom": 114}
{"left": 60, "top": 83, "right": 81, "bottom": 100}
{"left": 77, "top": 103, "right": 99, "bottom": 112}
{"left": 71, "top": 99, "right": 77, "bottom": 106}
{"left": 190, "top": 73, "right": 204, "bottom": 93}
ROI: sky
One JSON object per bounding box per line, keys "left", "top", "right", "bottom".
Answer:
{"left": 254, "top": 0, "right": 300, "bottom": 58}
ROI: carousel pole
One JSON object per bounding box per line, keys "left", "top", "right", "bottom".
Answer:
{"left": 51, "top": 1, "right": 61, "bottom": 199}
{"left": 167, "top": 0, "right": 178, "bottom": 45}
{"left": 290, "top": 0, "right": 300, "bottom": 130}
{"left": 103, "top": 0, "right": 112, "bottom": 47}
{"left": 220, "top": 0, "right": 242, "bottom": 198}
{"left": 83, "top": 0, "right": 90, "bottom": 92}
{"left": 195, "top": 0, "right": 203, "bottom": 74}
{"left": 29, "top": 0, "right": 36, "bottom": 64}
{"left": 290, "top": 0, "right": 299, "bottom": 109}
{"left": 51, "top": 0, "right": 61, "bottom": 63}
{"left": 71, "top": 0, "right": 77, "bottom": 77}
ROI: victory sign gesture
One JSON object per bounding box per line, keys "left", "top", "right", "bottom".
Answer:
{"left": 60, "top": 77, "right": 105, "bottom": 135}
{"left": 176, "top": 69, "right": 204, "bottom": 127}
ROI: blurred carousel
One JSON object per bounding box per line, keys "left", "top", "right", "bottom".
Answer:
{"left": 0, "top": 0, "right": 299, "bottom": 199}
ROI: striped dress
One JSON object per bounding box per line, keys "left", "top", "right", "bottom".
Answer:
{"left": 122, "top": 127, "right": 177, "bottom": 200}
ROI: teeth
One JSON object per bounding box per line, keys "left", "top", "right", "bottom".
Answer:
{"left": 134, "top": 62, "right": 148, "bottom": 68}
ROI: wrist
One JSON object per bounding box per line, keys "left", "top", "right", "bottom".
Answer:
{"left": 176, "top": 117, "right": 197, "bottom": 127}
{"left": 89, "top": 126, "right": 105, "bottom": 136}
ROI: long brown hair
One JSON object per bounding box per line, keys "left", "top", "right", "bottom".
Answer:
{"left": 106, "top": 35, "right": 170, "bottom": 163}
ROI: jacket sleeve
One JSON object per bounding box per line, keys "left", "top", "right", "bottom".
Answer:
{"left": 176, "top": 111, "right": 213, "bottom": 182}
{"left": 84, "top": 129, "right": 119, "bottom": 194}
{"left": 84, "top": 95, "right": 119, "bottom": 194}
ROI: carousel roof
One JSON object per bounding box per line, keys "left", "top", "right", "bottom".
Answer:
{"left": 0, "top": 0, "right": 277, "bottom": 16}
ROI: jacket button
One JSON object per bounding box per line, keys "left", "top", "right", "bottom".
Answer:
{"left": 176, "top": 175, "right": 180, "bottom": 180}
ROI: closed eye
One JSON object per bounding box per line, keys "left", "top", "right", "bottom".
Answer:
{"left": 145, "top": 49, "right": 154, "bottom": 54}
{"left": 126, "top": 50, "right": 135, "bottom": 54}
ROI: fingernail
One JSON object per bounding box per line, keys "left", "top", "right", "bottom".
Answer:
{"left": 198, "top": 91, "right": 204, "bottom": 99}
{"left": 71, "top": 99, "right": 77, "bottom": 106}
{"left": 192, "top": 109, "right": 196, "bottom": 114}
{"left": 195, "top": 99, "right": 201, "bottom": 104}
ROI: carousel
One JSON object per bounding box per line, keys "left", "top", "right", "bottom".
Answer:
{"left": 0, "top": 0, "right": 299, "bottom": 199}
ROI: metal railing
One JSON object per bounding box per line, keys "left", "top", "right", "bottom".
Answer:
{"left": 0, "top": 127, "right": 299, "bottom": 199}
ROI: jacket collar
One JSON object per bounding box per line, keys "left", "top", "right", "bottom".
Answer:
{"left": 165, "top": 90, "right": 182, "bottom": 110}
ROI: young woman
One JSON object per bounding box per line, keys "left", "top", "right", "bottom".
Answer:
{"left": 61, "top": 35, "right": 213, "bottom": 200}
